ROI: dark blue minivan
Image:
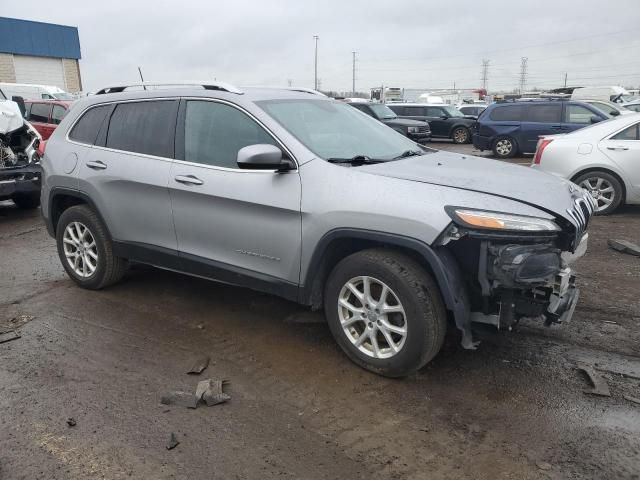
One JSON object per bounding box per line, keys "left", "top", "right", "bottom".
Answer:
{"left": 472, "top": 99, "right": 609, "bottom": 158}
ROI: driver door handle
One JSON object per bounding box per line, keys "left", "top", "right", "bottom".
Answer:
{"left": 606, "top": 146, "right": 629, "bottom": 151}
{"left": 174, "top": 174, "right": 204, "bottom": 186}
{"left": 86, "top": 160, "right": 107, "bottom": 170}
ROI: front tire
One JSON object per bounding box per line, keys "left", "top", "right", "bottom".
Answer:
{"left": 324, "top": 249, "right": 447, "bottom": 377}
{"left": 574, "top": 171, "right": 623, "bottom": 215}
{"left": 56, "top": 205, "right": 128, "bottom": 289}
{"left": 12, "top": 193, "right": 40, "bottom": 209}
{"left": 452, "top": 126, "right": 471, "bottom": 144}
{"left": 492, "top": 136, "right": 517, "bottom": 158}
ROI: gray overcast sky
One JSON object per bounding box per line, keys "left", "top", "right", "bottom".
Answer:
{"left": 4, "top": 0, "right": 640, "bottom": 93}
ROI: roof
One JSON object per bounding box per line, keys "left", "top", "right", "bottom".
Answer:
{"left": 0, "top": 17, "right": 81, "bottom": 59}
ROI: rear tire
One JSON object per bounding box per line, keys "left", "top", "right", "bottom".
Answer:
{"left": 452, "top": 127, "right": 471, "bottom": 144}
{"left": 573, "top": 171, "right": 623, "bottom": 215}
{"left": 12, "top": 193, "right": 40, "bottom": 209}
{"left": 323, "top": 249, "right": 447, "bottom": 377}
{"left": 492, "top": 136, "right": 517, "bottom": 158}
{"left": 56, "top": 205, "right": 128, "bottom": 289}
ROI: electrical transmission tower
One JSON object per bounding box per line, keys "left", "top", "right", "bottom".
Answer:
{"left": 519, "top": 57, "right": 528, "bottom": 94}
{"left": 481, "top": 59, "right": 490, "bottom": 90}
{"left": 352, "top": 51, "right": 357, "bottom": 96}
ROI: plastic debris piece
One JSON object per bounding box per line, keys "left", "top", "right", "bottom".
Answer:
{"left": 66, "top": 417, "right": 77, "bottom": 427}
{"left": 578, "top": 364, "right": 611, "bottom": 397}
{"left": 161, "top": 391, "right": 199, "bottom": 409}
{"left": 187, "top": 355, "right": 210, "bottom": 375}
{"left": 0, "top": 331, "right": 21, "bottom": 344}
{"left": 196, "top": 379, "right": 230, "bottom": 406}
{"left": 624, "top": 395, "right": 640, "bottom": 406}
{"left": 166, "top": 432, "right": 179, "bottom": 450}
{"left": 608, "top": 239, "right": 640, "bottom": 257}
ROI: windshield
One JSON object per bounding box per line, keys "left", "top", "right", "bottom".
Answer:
{"left": 258, "top": 99, "right": 425, "bottom": 161}
{"left": 442, "top": 106, "right": 464, "bottom": 117}
{"left": 368, "top": 103, "right": 397, "bottom": 119}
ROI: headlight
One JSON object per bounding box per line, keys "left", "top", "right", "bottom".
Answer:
{"left": 446, "top": 207, "right": 560, "bottom": 232}
{"left": 407, "top": 126, "right": 420, "bottom": 133}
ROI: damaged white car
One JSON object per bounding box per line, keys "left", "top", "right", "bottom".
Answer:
{"left": 0, "top": 90, "right": 42, "bottom": 209}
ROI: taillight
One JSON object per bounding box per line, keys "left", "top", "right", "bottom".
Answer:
{"left": 533, "top": 138, "right": 553, "bottom": 165}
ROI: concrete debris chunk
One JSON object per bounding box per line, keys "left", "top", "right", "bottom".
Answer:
{"left": 578, "top": 364, "right": 611, "bottom": 397}
{"left": 161, "top": 391, "right": 199, "bottom": 409}
{"left": 624, "top": 395, "right": 640, "bottom": 406}
{"left": 166, "top": 432, "right": 179, "bottom": 450}
{"left": 0, "top": 330, "right": 21, "bottom": 344}
{"left": 196, "top": 379, "right": 230, "bottom": 406}
{"left": 187, "top": 355, "right": 210, "bottom": 375}
{"left": 608, "top": 239, "right": 640, "bottom": 257}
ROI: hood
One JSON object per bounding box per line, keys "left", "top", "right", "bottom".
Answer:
{"left": 358, "top": 150, "right": 582, "bottom": 222}
{"left": 382, "top": 117, "right": 428, "bottom": 128}
{"left": 0, "top": 100, "right": 25, "bottom": 134}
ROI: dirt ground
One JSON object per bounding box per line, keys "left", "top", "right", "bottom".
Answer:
{"left": 1, "top": 144, "right": 639, "bottom": 479}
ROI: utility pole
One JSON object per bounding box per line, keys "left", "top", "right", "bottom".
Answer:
{"left": 481, "top": 59, "right": 490, "bottom": 90}
{"left": 519, "top": 57, "right": 528, "bottom": 94}
{"left": 313, "top": 35, "right": 319, "bottom": 91}
{"left": 564, "top": 72, "right": 568, "bottom": 88}
{"left": 352, "top": 51, "right": 356, "bottom": 96}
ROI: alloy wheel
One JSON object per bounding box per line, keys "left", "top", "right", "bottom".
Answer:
{"left": 495, "top": 139, "right": 512, "bottom": 156}
{"left": 579, "top": 177, "right": 615, "bottom": 212}
{"left": 63, "top": 221, "right": 98, "bottom": 278}
{"left": 337, "top": 276, "right": 407, "bottom": 359}
{"left": 453, "top": 128, "right": 468, "bottom": 143}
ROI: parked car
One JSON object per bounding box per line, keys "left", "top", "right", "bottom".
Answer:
{"left": 532, "top": 113, "right": 640, "bottom": 214}
{"left": 579, "top": 99, "right": 632, "bottom": 117}
{"left": 622, "top": 100, "right": 640, "bottom": 113}
{"left": 473, "top": 99, "right": 610, "bottom": 158}
{"left": 571, "top": 86, "right": 635, "bottom": 104}
{"left": 457, "top": 104, "right": 488, "bottom": 119}
{"left": 0, "top": 83, "right": 76, "bottom": 101}
{"left": 42, "top": 82, "right": 593, "bottom": 377}
{"left": 387, "top": 103, "right": 476, "bottom": 144}
{"left": 346, "top": 101, "right": 431, "bottom": 143}
{"left": 0, "top": 90, "right": 42, "bottom": 209}
{"left": 24, "top": 100, "right": 73, "bottom": 140}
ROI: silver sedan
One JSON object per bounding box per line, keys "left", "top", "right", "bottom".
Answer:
{"left": 532, "top": 114, "right": 640, "bottom": 214}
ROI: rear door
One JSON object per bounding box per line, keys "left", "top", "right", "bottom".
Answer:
{"left": 424, "top": 107, "right": 448, "bottom": 137}
{"left": 599, "top": 121, "right": 640, "bottom": 200}
{"left": 78, "top": 99, "right": 179, "bottom": 252}
{"left": 170, "top": 99, "right": 302, "bottom": 287}
{"left": 520, "top": 103, "right": 563, "bottom": 153}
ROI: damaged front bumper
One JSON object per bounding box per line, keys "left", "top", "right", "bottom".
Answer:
{"left": 0, "top": 163, "right": 42, "bottom": 199}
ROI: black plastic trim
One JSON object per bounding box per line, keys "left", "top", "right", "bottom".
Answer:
{"left": 46, "top": 187, "right": 109, "bottom": 239}
{"left": 299, "top": 228, "right": 457, "bottom": 312}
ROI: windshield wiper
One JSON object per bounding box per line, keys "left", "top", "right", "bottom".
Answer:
{"left": 327, "top": 155, "right": 385, "bottom": 165}
{"left": 393, "top": 149, "right": 425, "bottom": 160}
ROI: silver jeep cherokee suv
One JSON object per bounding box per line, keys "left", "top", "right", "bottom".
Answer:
{"left": 41, "top": 82, "right": 594, "bottom": 377}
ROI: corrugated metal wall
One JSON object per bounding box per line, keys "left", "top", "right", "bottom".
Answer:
{"left": 0, "top": 17, "right": 81, "bottom": 60}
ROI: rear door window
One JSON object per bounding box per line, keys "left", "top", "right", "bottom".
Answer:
{"left": 525, "top": 104, "right": 562, "bottom": 123}
{"left": 489, "top": 105, "right": 523, "bottom": 121}
{"left": 405, "top": 106, "right": 425, "bottom": 116}
{"left": 425, "top": 107, "right": 444, "bottom": 117}
{"left": 106, "top": 100, "right": 178, "bottom": 158}
{"left": 51, "top": 105, "right": 67, "bottom": 125}
{"left": 565, "top": 105, "right": 596, "bottom": 124}
{"left": 611, "top": 123, "right": 640, "bottom": 140}
{"left": 69, "top": 104, "right": 112, "bottom": 145}
{"left": 29, "top": 103, "right": 51, "bottom": 123}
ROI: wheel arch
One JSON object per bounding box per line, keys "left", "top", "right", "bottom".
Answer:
{"left": 299, "top": 229, "right": 457, "bottom": 314}
{"left": 570, "top": 167, "right": 627, "bottom": 204}
{"left": 48, "top": 188, "right": 112, "bottom": 239}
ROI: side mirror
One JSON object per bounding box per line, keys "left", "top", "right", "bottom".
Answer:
{"left": 237, "top": 144, "right": 293, "bottom": 171}
{"left": 590, "top": 116, "right": 602, "bottom": 124}
{"left": 440, "top": 115, "right": 449, "bottom": 120}
{"left": 11, "top": 96, "right": 26, "bottom": 117}
{"left": 610, "top": 110, "right": 620, "bottom": 117}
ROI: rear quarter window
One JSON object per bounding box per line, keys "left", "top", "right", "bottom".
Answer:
{"left": 489, "top": 105, "right": 523, "bottom": 121}
{"left": 68, "top": 105, "right": 112, "bottom": 145}
{"left": 29, "top": 103, "right": 51, "bottom": 123}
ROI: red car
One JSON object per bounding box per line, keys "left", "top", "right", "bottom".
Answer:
{"left": 24, "top": 100, "right": 73, "bottom": 140}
